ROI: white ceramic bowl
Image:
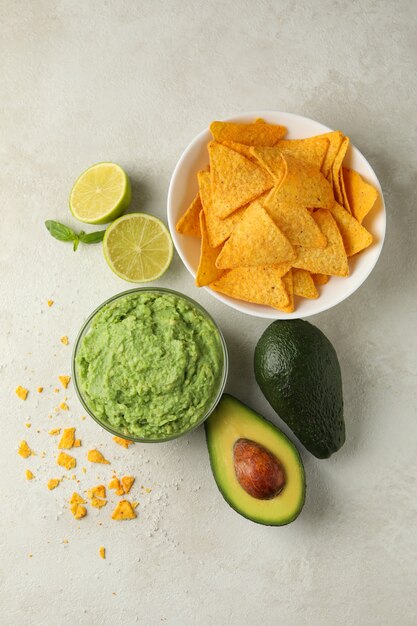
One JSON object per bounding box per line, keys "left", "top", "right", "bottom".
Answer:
{"left": 167, "top": 111, "right": 386, "bottom": 319}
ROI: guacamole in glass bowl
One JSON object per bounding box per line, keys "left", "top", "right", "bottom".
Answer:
{"left": 72, "top": 289, "right": 228, "bottom": 442}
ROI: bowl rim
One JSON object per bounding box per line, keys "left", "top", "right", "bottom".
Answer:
{"left": 71, "top": 287, "right": 229, "bottom": 443}
{"left": 167, "top": 110, "right": 386, "bottom": 319}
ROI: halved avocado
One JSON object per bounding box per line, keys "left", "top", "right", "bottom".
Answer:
{"left": 205, "top": 394, "right": 305, "bottom": 526}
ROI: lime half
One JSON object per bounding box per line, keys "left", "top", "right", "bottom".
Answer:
{"left": 70, "top": 162, "right": 131, "bottom": 224}
{"left": 103, "top": 213, "right": 174, "bottom": 283}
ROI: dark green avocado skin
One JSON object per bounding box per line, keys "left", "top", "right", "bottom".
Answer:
{"left": 254, "top": 320, "right": 345, "bottom": 459}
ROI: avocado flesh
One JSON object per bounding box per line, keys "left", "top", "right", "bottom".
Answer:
{"left": 205, "top": 394, "right": 305, "bottom": 526}
{"left": 254, "top": 319, "right": 345, "bottom": 459}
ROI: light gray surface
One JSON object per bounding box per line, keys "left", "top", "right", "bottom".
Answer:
{"left": 1, "top": 1, "right": 416, "bottom": 625}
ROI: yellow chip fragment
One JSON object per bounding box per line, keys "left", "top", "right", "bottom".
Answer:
{"left": 16, "top": 386, "right": 28, "bottom": 400}
{"left": 87, "top": 485, "right": 106, "bottom": 499}
{"left": 111, "top": 500, "right": 137, "bottom": 520}
{"left": 90, "top": 497, "right": 107, "bottom": 508}
{"left": 18, "top": 440, "right": 33, "bottom": 458}
{"left": 121, "top": 476, "right": 135, "bottom": 494}
{"left": 48, "top": 428, "right": 61, "bottom": 435}
{"left": 99, "top": 546, "right": 106, "bottom": 559}
{"left": 70, "top": 504, "right": 87, "bottom": 519}
{"left": 26, "top": 469, "right": 34, "bottom": 480}
{"left": 59, "top": 402, "right": 69, "bottom": 411}
{"left": 60, "top": 336, "right": 69, "bottom": 345}
{"left": 73, "top": 439, "right": 81, "bottom": 447}
{"left": 37, "top": 387, "right": 43, "bottom": 393}
{"left": 47, "top": 478, "right": 60, "bottom": 490}
{"left": 58, "top": 375, "right": 71, "bottom": 389}
{"left": 70, "top": 492, "right": 86, "bottom": 505}
{"left": 57, "top": 451, "right": 76, "bottom": 470}
{"left": 113, "top": 436, "right": 133, "bottom": 448}
{"left": 87, "top": 449, "right": 110, "bottom": 464}
{"left": 58, "top": 427, "right": 76, "bottom": 449}
{"left": 47, "top": 300, "right": 54, "bottom": 307}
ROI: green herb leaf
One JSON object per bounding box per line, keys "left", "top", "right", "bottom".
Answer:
{"left": 45, "top": 220, "right": 76, "bottom": 242}
{"left": 73, "top": 237, "right": 80, "bottom": 252}
{"left": 79, "top": 230, "right": 106, "bottom": 244}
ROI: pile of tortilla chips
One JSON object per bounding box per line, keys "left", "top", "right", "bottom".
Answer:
{"left": 176, "top": 119, "right": 378, "bottom": 312}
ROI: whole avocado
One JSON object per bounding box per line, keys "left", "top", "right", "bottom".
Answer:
{"left": 254, "top": 319, "right": 345, "bottom": 459}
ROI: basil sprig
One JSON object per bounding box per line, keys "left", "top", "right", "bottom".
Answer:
{"left": 45, "top": 220, "right": 105, "bottom": 251}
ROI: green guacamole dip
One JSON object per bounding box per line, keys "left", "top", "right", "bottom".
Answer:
{"left": 75, "top": 291, "right": 225, "bottom": 439}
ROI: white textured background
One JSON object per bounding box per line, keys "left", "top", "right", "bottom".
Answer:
{"left": 1, "top": 1, "right": 416, "bottom": 625}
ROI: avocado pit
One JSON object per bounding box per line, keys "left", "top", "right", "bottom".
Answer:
{"left": 233, "top": 438, "right": 286, "bottom": 500}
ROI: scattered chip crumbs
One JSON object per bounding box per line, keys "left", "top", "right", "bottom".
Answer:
{"left": 59, "top": 402, "right": 69, "bottom": 411}
{"left": 69, "top": 492, "right": 86, "bottom": 505}
{"left": 99, "top": 546, "right": 106, "bottom": 559}
{"left": 48, "top": 428, "right": 61, "bottom": 436}
{"left": 58, "top": 427, "right": 76, "bottom": 449}
{"left": 60, "top": 336, "right": 69, "bottom": 345}
{"left": 37, "top": 387, "right": 43, "bottom": 393}
{"left": 121, "top": 476, "right": 135, "bottom": 494}
{"left": 113, "top": 436, "right": 134, "bottom": 448}
{"left": 58, "top": 375, "right": 71, "bottom": 389}
{"left": 87, "top": 449, "right": 110, "bottom": 464}
{"left": 25, "top": 423, "right": 31, "bottom": 429}
{"left": 111, "top": 500, "right": 137, "bottom": 520}
{"left": 71, "top": 474, "right": 77, "bottom": 480}
{"left": 132, "top": 501, "right": 139, "bottom": 509}
{"left": 15, "top": 386, "right": 28, "bottom": 400}
{"left": 87, "top": 485, "right": 106, "bottom": 499}
{"left": 47, "top": 300, "right": 54, "bottom": 307}
{"left": 70, "top": 504, "right": 87, "bottom": 519}
{"left": 25, "top": 469, "right": 34, "bottom": 480}
{"left": 81, "top": 415, "right": 86, "bottom": 420}
{"left": 73, "top": 439, "right": 81, "bottom": 447}
{"left": 91, "top": 497, "right": 107, "bottom": 508}
{"left": 18, "top": 440, "right": 33, "bottom": 458}
{"left": 57, "top": 451, "right": 76, "bottom": 470}
{"left": 82, "top": 467, "right": 87, "bottom": 474}
{"left": 62, "top": 539, "right": 69, "bottom": 544}
{"left": 53, "top": 388, "right": 59, "bottom": 393}
{"left": 144, "top": 487, "right": 152, "bottom": 494}
{"left": 47, "top": 478, "right": 60, "bottom": 490}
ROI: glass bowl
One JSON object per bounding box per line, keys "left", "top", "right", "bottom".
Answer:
{"left": 72, "top": 287, "right": 228, "bottom": 443}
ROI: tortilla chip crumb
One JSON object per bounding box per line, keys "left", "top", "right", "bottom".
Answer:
{"left": 16, "top": 386, "right": 28, "bottom": 400}
{"left": 37, "top": 387, "right": 43, "bottom": 393}
{"left": 60, "top": 336, "right": 69, "bottom": 345}
{"left": 87, "top": 485, "right": 106, "bottom": 499}
{"left": 57, "top": 451, "right": 76, "bottom": 470}
{"left": 54, "top": 388, "right": 59, "bottom": 393}
{"left": 26, "top": 469, "right": 34, "bottom": 480}
{"left": 58, "top": 375, "right": 71, "bottom": 389}
{"left": 91, "top": 497, "right": 107, "bottom": 508}
{"left": 62, "top": 539, "right": 69, "bottom": 544}
{"left": 121, "top": 476, "right": 135, "bottom": 494}
{"left": 108, "top": 476, "right": 121, "bottom": 491}
{"left": 111, "top": 500, "right": 137, "bottom": 520}
{"left": 47, "top": 300, "right": 54, "bottom": 307}
{"left": 132, "top": 501, "right": 139, "bottom": 509}
{"left": 73, "top": 439, "right": 81, "bottom": 447}
{"left": 71, "top": 474, "right": 77, "bottom": 480}
{"left": 70, "top": 492, "right": 85, "bottom": 505}
{"left": 87, "top": 449, "right": 110, "bottom": 465}
{"left": 47, "top": 478, "right": 60, "bottom": 490}
{"left": 144, "top": 487, "right": 152, "bottom": 493}
{"left": 70, "top": 503, "right": 87, "bottom": 519}
{"left": 40, "top": 451, "right": 46, "bottom": 458}
{"left": 82, "top": 467, "right": 87, "bottom": 474}
{"left": 58, "top": 427, "right": 76, "bottom": 449}
{"left": 59, "top": 402, "right": 69, "bottom": 411}
{"left": 113, "top": 436, "right": 134, "bottom": 448}
{"left": 81, "top": 415, "right": 86, "bottom": 420}
{"left": 18, "top": 440, "right": 33, "bottom": 458}
{"left": 99, "top": 546, "right": 106, "bottom": 559}
{"left": 25, "top": 423, "right": 31, "bottom": 429}
{"left": 49, "top": 428, "right": 61, "bottom": 436}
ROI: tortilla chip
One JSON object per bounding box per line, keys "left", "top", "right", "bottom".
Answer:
{"left": 198, "top": 170, "right": 246, "bottom": 247}
{"left": 332, "top": 137, "right": 350, "bottom": 205}
{"left": 338, "top": 168, "right": 350, "bottom": 213}
{"left": 210, "top": 121, "right": 286, "bottom": 146}
{"left": 292, "top": 269, "right": 319, "bottom": 299}
{"left": 273, "top": 136, "right": 330, "bottom": 169}
{"left": 263, "top": 188, "right": 327, "bottom": 248}
{"left": 263, "top": 153, "right": 334, "bottom": 209}
{"left": 319, "top": 131, "right": 344, "bottom": 177}
{"left": 176, "top": 193, "right": 202, "bottom": 237}
{"left": 215, "top": 201, "right": 295, "bottom": 269}
{"left": 292, "top": 209, "right": 349, "bottom": 276}
{"left": 281, "top": 270, "right": 295, "bottom": 312}
{"left": 249, "top": 147, "right": 288, "bottom": 185}
{"left": 342, "top": 168, "right": 378, "bottom": 224}
{"left": 210, "top": 265, "right": 291, "bottom": 310}
{"left": 312, "top": 273, "right": 330, "bottom": 285}
{"left": 209, "top": 142, "right": 274, "bottom": 218}
{"left": 330, "top": 202, "right": 373, "bottom": 257}
{"left": 195, "top": 212, "right": 224, "bottom": 287}
{"left": 58, "top": 427, "right": 76, "bottom": 450}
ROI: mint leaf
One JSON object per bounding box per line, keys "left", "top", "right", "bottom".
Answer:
{"left": 79, "top": 230, "right": 106, "bottom": 244}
